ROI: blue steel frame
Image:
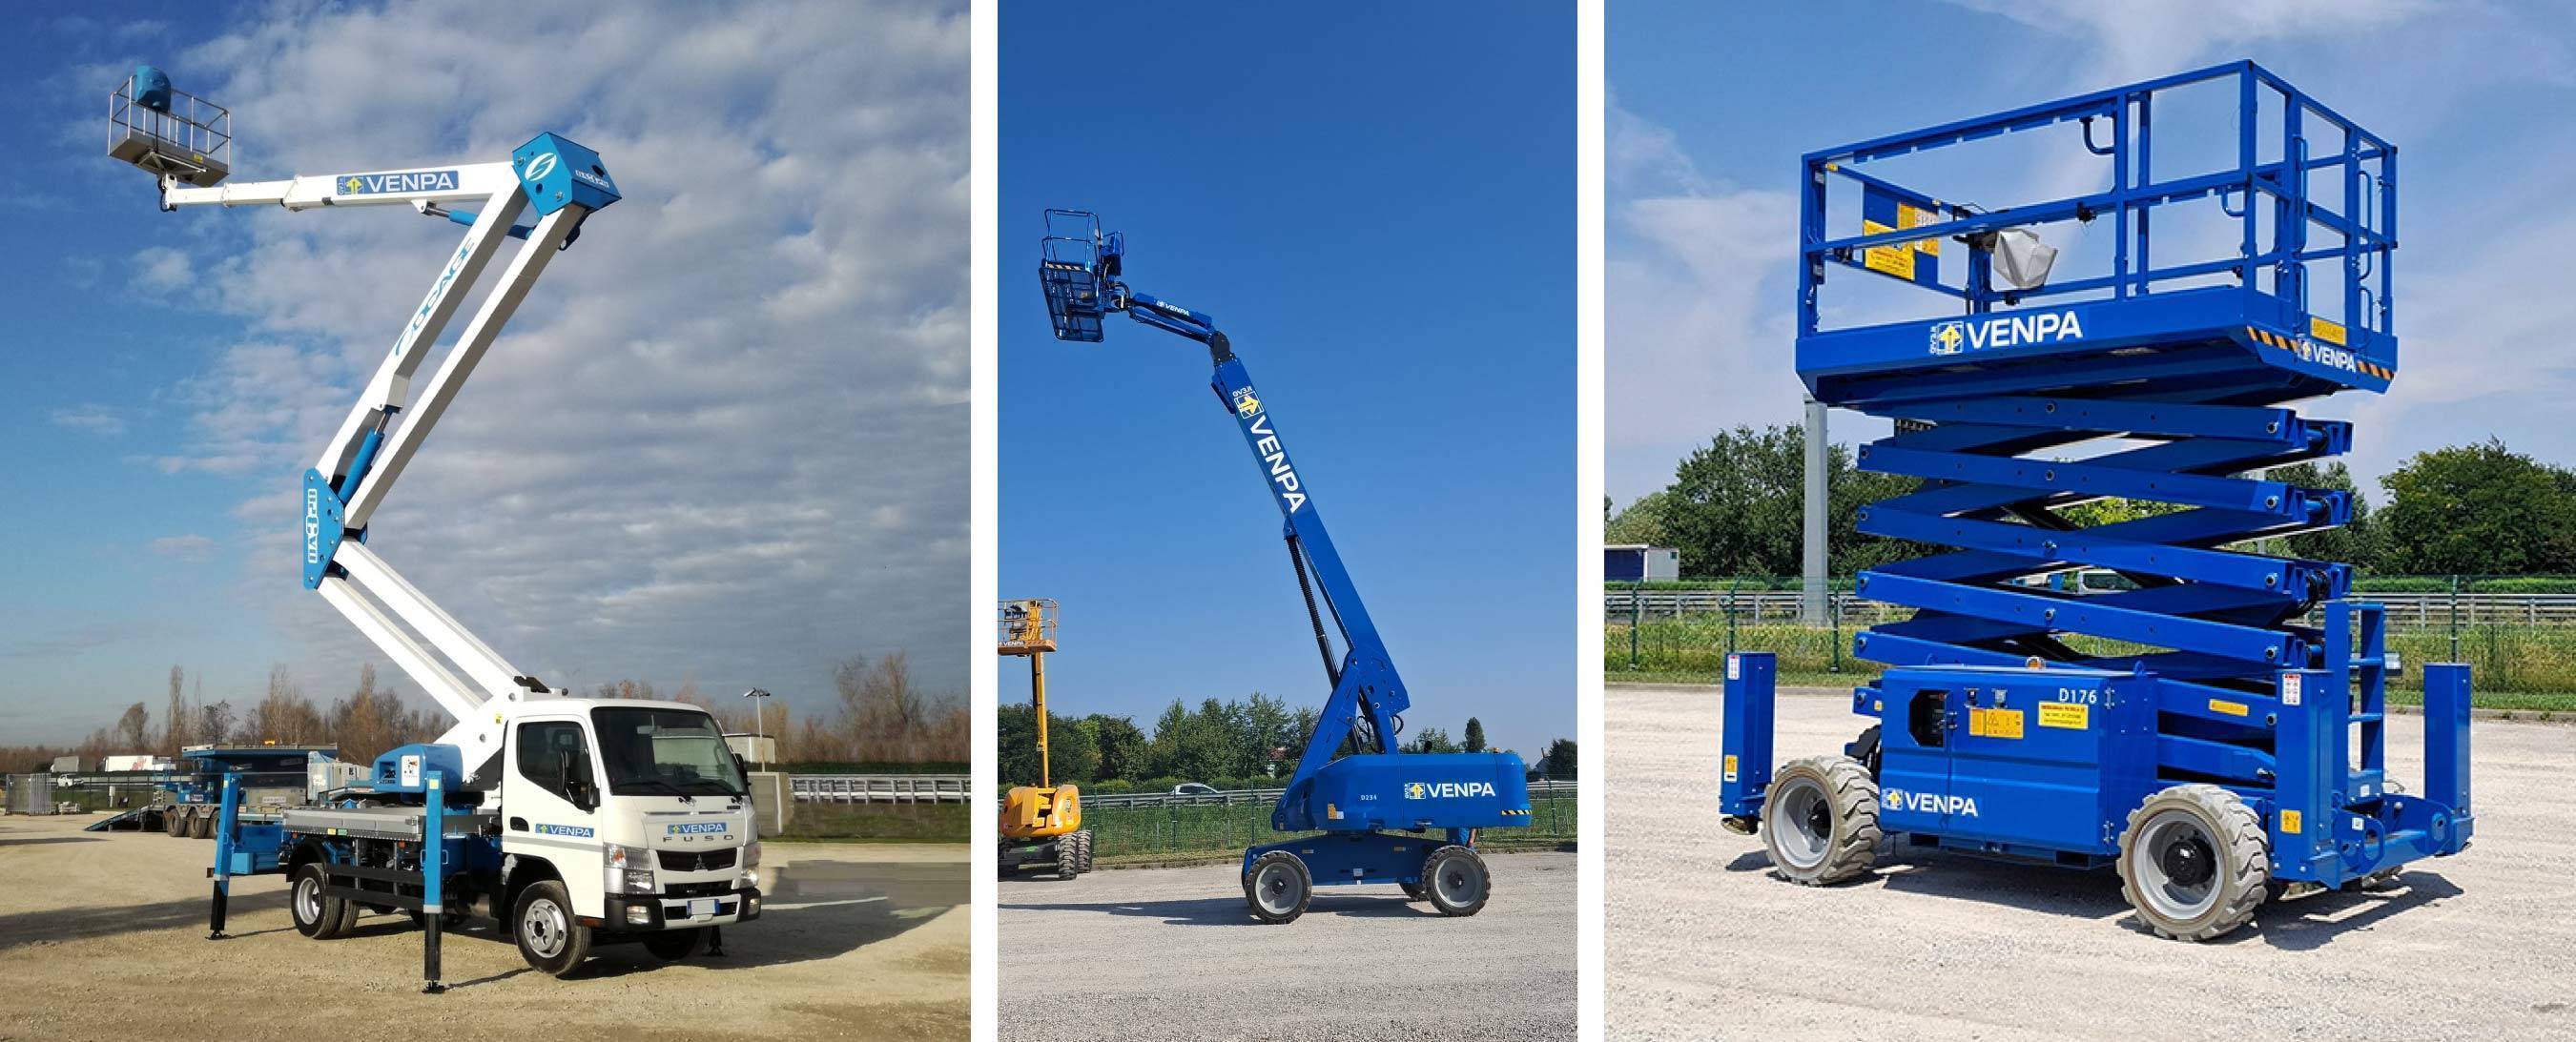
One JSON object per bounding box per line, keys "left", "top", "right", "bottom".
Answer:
{"left": 1039, "top": 210, "right": 1533, "bottom": 890}
{"left": 1762, "top": 63, "right": 2469, "bottom": 889}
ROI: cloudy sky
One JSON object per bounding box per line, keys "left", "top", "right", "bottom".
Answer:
{"left": 1610, "top": 1, "right": 2576, "bottom": 507}
{"left": 0, "top": 1, "right": 965, "bottom": 744}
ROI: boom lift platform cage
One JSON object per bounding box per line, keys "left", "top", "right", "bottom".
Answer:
{"left": 1720, "top": 61, "right": 2472, "bottom": 942}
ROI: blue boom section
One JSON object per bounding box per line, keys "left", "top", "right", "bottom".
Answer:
{"left": 1039, "top": 210, "right": 1533, "bottom": 889}
{"left": 1775, "top": 62, "right": 2469, "bottom": 886}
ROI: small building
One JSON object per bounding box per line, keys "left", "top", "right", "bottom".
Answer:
{"left": 1604, "top": 544, "right": 1680, "bottom": 583}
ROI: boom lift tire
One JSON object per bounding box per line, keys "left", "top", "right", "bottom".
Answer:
{"left": 1400, "top": 882, "right": 1427, "bottom": 902}
{"left": 1057, "top": 830, "right": 1094, "bottom": 879}
{"left": 1761, "top": 756, "right": 1881, "bottom": 886}
{"left": 289, "top": 864, "right": 350, "bottom": 939}
{"left": 511, "top": 880, "right": 593, "bottom": 976}
{"left": 2117, "top": 784, "right": 2269, "bottom": 942}
{"left": 643, "top": 927, "right": 706, "bottom": 961}
{"left": 1244, "top": 850, "right": 1312, "bottom": 924}
{"left": 1419, "top": 845, "right": 1491, "bottom": 917}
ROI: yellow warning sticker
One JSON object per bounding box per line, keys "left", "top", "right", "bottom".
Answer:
{"left": 1902, "top": 203, "right": 1939, "bottom": 255}
{"left": 1968, "top": 707, "right": 2026, "bottom": 739}
{"left": 1722, "top": 754, "right": 1739, "bottom": 783}
{"left": 2037, "top": 703, "right": 2090, "bottom": 730}
{"left": 1863, "top": 219, "right": 1916, "bottom": 280}
{"left": 2208, "top": 699, "right": 2251, "bottom": 718}
{"left": 2280, "top": 809, "right": 2302, "bottom": 834}
{"left": 2309, "top": 316, "right": 2347, "bottom": 345}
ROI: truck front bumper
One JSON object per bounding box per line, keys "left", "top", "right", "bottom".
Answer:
{"left": 602, "top": 884, "right": 762, "bottom": 930}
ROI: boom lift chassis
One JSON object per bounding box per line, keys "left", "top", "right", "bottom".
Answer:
{"left": 1720, "top": 62, "right": 2471, "bottom": 941}
{"left": 1040, "top": 211, "right": 1534, "bottom": 923}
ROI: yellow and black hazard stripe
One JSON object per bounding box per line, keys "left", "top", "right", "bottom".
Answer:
{"left": 2242, "top": 325, "right": 2396, "bottom": 380}
{"left": 1499, "top": 807, "right": 1533, "bottom": 818}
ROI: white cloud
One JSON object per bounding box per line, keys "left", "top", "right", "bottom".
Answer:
{"left": 132, "top": 246, "right": 192, "bottom": 293}
{"left": 150, "top": 534, "right": 216, "bottom": 560}
{"left": 49, "top": 404, "right": 125, "bottom": 435}
{"left": 1947, "top": 0, "right": 2432, "bottom": 83}
{"left": 137, "top": 0, "right": 968, "bottom": 708}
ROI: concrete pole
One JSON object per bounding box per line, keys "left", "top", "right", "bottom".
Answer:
{"left": 1801, "top": 397, "right": 1830, "bottom": 625}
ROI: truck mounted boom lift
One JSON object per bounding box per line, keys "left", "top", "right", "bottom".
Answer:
{"left": 1039, "top": 210, "right": 1533, "bottom": 923}
{"left": 1719, "top": 62, "right": 2471, "bottom": 942}
{"left": 109, "top": 66, "right": 761, "bottom": 990}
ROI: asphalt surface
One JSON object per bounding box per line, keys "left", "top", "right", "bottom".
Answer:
{"left": 999, "top": 851, "right": 1578, "bottom": 1041}
{"left": 0, "top": 817, "right": 967, "bottom": 1041}
{"left": 1608, "top": 683, "right": 2576, "bottom": 1041}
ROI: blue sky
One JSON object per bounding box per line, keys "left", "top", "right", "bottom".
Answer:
{"left": 0, "top": 1, "right": 965, "bottom": 744}
{"left": 1610, "top": 1, "right": 2576, "bottom": 508}
{"left": 998, "top": 2, "right": 1576, "bottom": 760}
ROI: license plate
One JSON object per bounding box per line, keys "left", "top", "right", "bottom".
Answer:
{"left": 688, "top": 898, "right": 719, "bottom": 918}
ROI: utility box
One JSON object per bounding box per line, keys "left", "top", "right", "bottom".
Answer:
{"left": 1604, "top": 544, "right": 1680, "bottom": 583}
{"left": 1869, "top": 666, "right": 2158, "bottom": 862}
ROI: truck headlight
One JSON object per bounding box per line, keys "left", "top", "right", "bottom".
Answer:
{"left": 740, "top": 839, "right": 762, "bottom": 889}
{"left": 606, "top": 843, "right": 656, "bottom": 894}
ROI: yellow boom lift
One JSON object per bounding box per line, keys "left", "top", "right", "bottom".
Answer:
{"left": 999, "top": 599, "right": 1092, "bottom": 878}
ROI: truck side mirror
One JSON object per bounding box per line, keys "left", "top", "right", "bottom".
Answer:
{"left": 732, "top": 752, "right": 752, "bottom": 777}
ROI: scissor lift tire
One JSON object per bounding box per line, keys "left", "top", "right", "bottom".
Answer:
{"left": 1761, "top": 756, "right": 1881, "bottom": 886}
{"left": 2117, "top": 784, "right": 2269, "bottom": 942}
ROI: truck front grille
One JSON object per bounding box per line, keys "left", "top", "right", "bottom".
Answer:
{"left": 656, "top": 848, "right": 738, "bottom": 871}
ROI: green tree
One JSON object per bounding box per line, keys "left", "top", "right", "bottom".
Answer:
{"left": 2377, "top": 439, "right": 2576, "bottom": 575}
{"left": 997, "top": 704, "right": 1099, "bottom": 787}
{"left": 1656, "top": 424, "right": 1920, "bottom": 577}
{"left": 1606, "top": 489, "right": 1679, "bottom": 546}
{"left": 1462, "top": 717, "right": 1487, "bottom": 753}
{"left": 2259, "top": 461, "right": 2379, "bottom": 570}
{"left": 1087, "top": 714, "right": 1151, "bottom": 781}
{"left": 1535, "top": 737, "right": 1577, "bottom": 780}
{"left": 1405, "top": 727, "right": 1460, "bottom": 754}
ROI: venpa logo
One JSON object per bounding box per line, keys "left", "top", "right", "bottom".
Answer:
{"left": 523, "top": 153, "right": 559, "bottom": 182}
{"left": 1405, "top": 781, "right": 1497, "bottom": 800}
{"left": 1232, "top": 386, "right": 1262, "bottom": 419}
{"left": 1928, "top": 321, "right": 1966, "bottom": 356}
{"left": 303, "top": 488, "right": 321, "bottom": 564}
{"left": 1936, "top": 311, "right": 2086, "bottom": 353}
{"left": 1246, "top": 415, "right": 1308, "bottom": 513}
{"left": 1882, "top": 787, "right": 1979, "bottom": 818}
{"left": 336, "top": 169, "right": 461, "bottom": 194}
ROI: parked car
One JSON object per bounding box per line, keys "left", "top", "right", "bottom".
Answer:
{"left": 1171, "top": 783, "right": 1218, "bottom": 797}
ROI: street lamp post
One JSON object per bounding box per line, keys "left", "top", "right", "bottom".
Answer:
{"left": 741, "top": 687, "right": 773, "bottom": 769}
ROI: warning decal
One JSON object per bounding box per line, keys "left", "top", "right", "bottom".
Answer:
{"left": 2037, "top": 703, "right": 2090, "bottom": 729}
{"left": 1968, "top": 707, "right": 2026, "bottom": 739}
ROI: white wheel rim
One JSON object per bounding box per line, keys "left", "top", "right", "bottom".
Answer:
{"left": 1253, "top": 863, "right": 1300, "bottom": 915}
{"left": 1431, "top": 856, "right": 1484, "bottom": 907}
{"left": 295, "top": 875, "right": 321, "bottom": 923}
{"left": 2133, "top": 807, "right": 2224, "bottom": 922}
{"left": 1770, "top": 776, "right": 1832, "bottom": 869}
{"left": 521, "top": 897, "right": 568, "bottom": 958}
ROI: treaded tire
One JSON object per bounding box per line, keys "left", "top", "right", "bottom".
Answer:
{"left": 1761, "top": 756, "right": 1881, "bottom": 886}
{"left": 289, "top": 865, "right": 348, "bottom": 939}
{"left": 164, "top": 807, "right": 188, "bottom": 837}
{"left": 1419, "top": 846, "right": 1491, "bottom": 917}
{"left": 1056, "top": 830, "right": 1094, "bottom": 879}
{"left": 511, "top": 880, "right": 592, "bottom": 976}
{"left": 1243, "top": 850, "right": 1311, "bottom": 924}
{"left": 2117, "top": 784, "right": 2270, "bottom": 942}
{"left": 190, "top": 807, "right": 215, "bottom": 840}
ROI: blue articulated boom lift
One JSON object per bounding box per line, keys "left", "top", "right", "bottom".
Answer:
{"left": 1719, "top": 62, "right": 2472, "bottom": 941}
{"left": 1038, "top": 210, "right": 1534, "bottom": 924}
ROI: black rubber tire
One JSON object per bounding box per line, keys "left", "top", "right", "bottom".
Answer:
{"left": 1419, "top": 846, "right": 1492, "bottom": 917}
{"left": 289, "top": 865, "right": 347, "bottom": 939}
{"left": 164, "top": 807, "right": 188, "bottom": 837}
{"left": 1760, "top": 756, "right": 1881, "bottom": 886}
{"left": 190, "top": 807, "right": 215, "bottom": 840}
{"left": 1055, "top": 830, "right": 1093, "bottom": 878}
{"left": 510, "top": 880, "right": 592, "bottom": 977}
{"left": 2117, "top": 784, "right": 2269, "bottom": 942}
{"left": 1243, "top": 850, "right": 1312, "bottom": 924}
{"left": 643, "top": 928, "right": 705, "bottom": 961}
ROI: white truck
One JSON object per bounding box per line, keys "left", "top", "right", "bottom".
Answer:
{"left": 112, "top": 65, "right": 761, "bottom": 991}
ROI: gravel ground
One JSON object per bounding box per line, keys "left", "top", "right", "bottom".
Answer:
{"left": 0, "top": 819, "right": 966, "bottom": 1042}
{"left": 1609, "top": 683, "right": 2576, "bottom": 1042}
{"left": 999, "top": 851, "right": 1577, "bottom": 1041}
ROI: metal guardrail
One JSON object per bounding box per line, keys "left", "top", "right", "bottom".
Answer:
{"left": 1606, "top": 589, "right": 2576, "bottom": 626}
{"left": 1062, "top": 777, "right": 1577, "bottom": 810}
{"left": 789, "top": 774, "right": 971, "bottom": 804}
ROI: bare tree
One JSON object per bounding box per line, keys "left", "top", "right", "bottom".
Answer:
{"left": 113, "top": 703, "right": 151, "bottom": 751}
{"left": 165, "top": 665, "right": 191, "bottom": 752}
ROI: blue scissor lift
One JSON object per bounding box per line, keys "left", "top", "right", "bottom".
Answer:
{"left": 1040, "top": 209, "right": 1534, "bottom": 924}
{"left": 1719, "top": 62, "right": 2472, "bottom": 941}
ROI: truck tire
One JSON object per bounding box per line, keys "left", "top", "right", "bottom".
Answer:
{"left": 643, "top": 928, "right": 706, "bottom": 961}
{"left": 190, "top": 807, "right": 215, "bottom": 840}
{"left": 1243, "top": 850, "right": 1311, "bottom": 924}
{"left": 1419, "top": 846, "right": 1492, "bottom": 917}
{"left": 1760, "top": 756, "right": 1881, "bottom": 886}
{"left": 2117, "top": 784, "right": 2269, "bottom": 942}
{"left": 511, "top": 880, "right": 592, "bottom": 977}
{"left": 290, "top": 865, "right": 344, "bottom": 939}
{"left": 164, "top": 807, "right": 188, "bottom": 836}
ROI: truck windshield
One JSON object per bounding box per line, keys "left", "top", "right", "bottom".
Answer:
{"left": 592, "top": 708, "right": 749, "bottom": 797}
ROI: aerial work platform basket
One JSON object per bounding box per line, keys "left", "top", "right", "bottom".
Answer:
{"left": 1724, "top": 61, "right": 2469, "bottom": 943}
{"left": 107, "top": 65, "right": 230, "bottom": 187}
{"left": 1039, "top": 208, "right": 1119, "bottom": 342}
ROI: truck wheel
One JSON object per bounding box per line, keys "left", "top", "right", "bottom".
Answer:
{"left": 2118, "top": 784, "right": 2269, "bottom": 941}
{"left": 1419, "top": 846, "right": 1491, "bottom": 917}
{"left": 1243, "top": 850, "right": 1311, "bottom": 924}
{"left": 191, "top": 808, "right": 216, "bottom": 840}
{"left": 164, "top": 807, "right": 188, "bottom": 836}
{"left": 1761, "top": 756, "right": 1881, "bottom": 886}
{"left": 511, "top": 881, "right": 592, "bottom": 976}
{"left": 290, "top": 865, "right": 348, "bottom": 939}
{"left": 643, "top": 928, "right": 705, "bottom": 961}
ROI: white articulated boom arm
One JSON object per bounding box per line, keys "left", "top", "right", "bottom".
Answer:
{"left": 152, "top": 134, "right": 622, "bottom": 785}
